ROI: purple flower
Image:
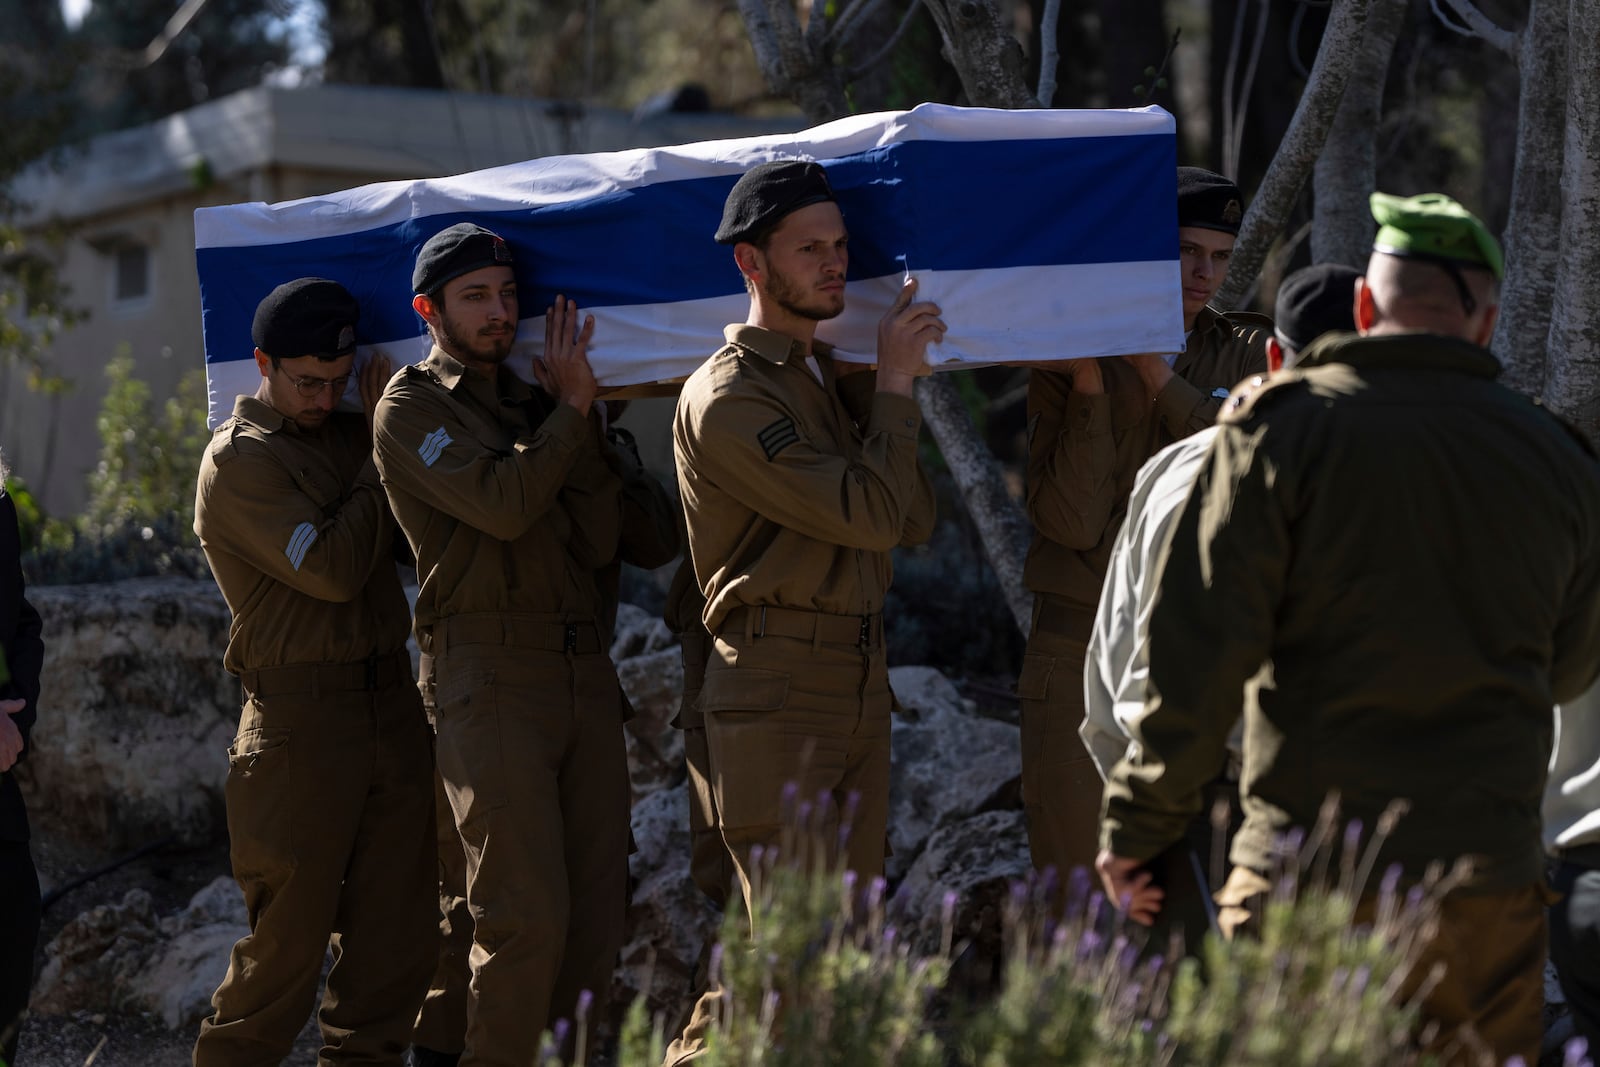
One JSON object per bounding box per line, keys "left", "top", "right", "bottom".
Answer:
{"left": 941, "top": 890, "right": 959, "bottom": 925}
{"left": 1562, "top": 1035, "right": 1589, "bottom": 1067}
{"left": 576, "top": 988, "right": 593, "bottom": 1020}
{"left": 1343, "top": 819, "right": 1364, "bottom": 855}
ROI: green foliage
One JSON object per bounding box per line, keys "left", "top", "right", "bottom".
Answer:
{"left": 21, "top": 351, "right": 209, "bottom": 585}
{"left": 546, "top": 812, "right": 1443, "bottom": 1067}
{"left": 82, "top": 350, "right": 210, "bottom": 538}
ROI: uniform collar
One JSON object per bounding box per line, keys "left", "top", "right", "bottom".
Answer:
{"left": 424, "top": 345, "right": 535, "bottom": 403}
{"left": 1296, "top": 330, "right": 1502, "bottom": 379}
{"left": 1191, "top": 304, "right": 1227, "bottom": 338}
{"left": 723, "top": 323, "right": 835, "bottom": 365}
{"left": 233, "top": 394, "right": 292, "bottom": 434}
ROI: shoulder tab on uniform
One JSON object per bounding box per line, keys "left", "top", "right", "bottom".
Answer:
{"left": 1221, "top": 310, "right": 1276, "bottom": 333}
{"left": 401, "top": 363, "right": 437, "bottom": 384}
{"left": 1532, "top": 397, "right": 1599, "bottom": 459}
{"left": 1219, "top": 369, "right": 1303, "bottom": 425}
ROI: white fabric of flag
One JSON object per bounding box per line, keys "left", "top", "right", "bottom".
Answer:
{"left": 194, "top": 103, "right": 1184, "bottom": 429}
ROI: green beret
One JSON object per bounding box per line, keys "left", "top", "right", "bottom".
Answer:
{"left": 251, "top": 278, "right": 358, "bottom": 360}
{"left": 715, "top": 160, "right": 836, "bottom": 245}
{"left": 1176, "top": 167, "right": 1244, "bottom": 235}
{"left": 1370, "top": 192, "right": 1503, "bottom": 281}
{"left": 413, "top": 222, "right": 515, "bottom": 295}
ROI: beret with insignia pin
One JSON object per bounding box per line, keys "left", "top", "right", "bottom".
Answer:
{"left": 252, "top": 277, "right": 359, "bottom": 360}
{"left": 1177, "top": 166, "right": 1245, "bottom": 236}
{"left": 413, "top": 222, "right": 516, "bottom": 296}
{"left": 716, "top": 160, "right": 837, "bottom": 245}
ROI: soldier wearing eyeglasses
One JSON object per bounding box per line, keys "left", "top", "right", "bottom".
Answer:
{"left": 192, "top": 277, "right": 438, "bottom": 1066}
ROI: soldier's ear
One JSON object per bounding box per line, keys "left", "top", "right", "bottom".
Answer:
{"left": 734, "top": 242, "right": 762, "bottom": 282}
{"left": 1354, "top": 278, "right": 1377, "bottom": 335}
{"left": 1266, "top": 336, "right": 1283, "bottom": 374}
{"left": 412, "top": 292, "right": 438, "bottom": 324}
{"left": 253, "top": 347, "right": 272, "bottom": 379}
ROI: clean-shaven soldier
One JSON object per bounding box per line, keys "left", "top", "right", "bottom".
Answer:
{"left": 1019, "top": 167, "right": 1270, "bottom": 880}
{"left": 373, "top": 224, "right": 628, "bottom": 1067}
{"left": 193, "top": 278, "right": 436, "bottom": 1066}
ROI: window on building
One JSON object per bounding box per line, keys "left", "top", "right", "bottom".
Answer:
{"left": 114, "top": 244, "right": 151, "bottom": 304}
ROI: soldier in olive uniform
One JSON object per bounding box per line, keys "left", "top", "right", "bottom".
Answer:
{"left": 1019, "top": 167, "right": 1271, "bottom": 879}
{"left": 409, "top": 405, "right": 677, "bottom": 1067}
{"left": 193, "top": 278, "right": 437, "bottom": 1066}
{"left": 1099, "top": 194, "right": 1600, "bottom": 1066}
{"left": 666, "top": 158, "right": 942, "bottom": 1064}
{"left": 373, "top": 224, "right": 629, "bottom": 1067}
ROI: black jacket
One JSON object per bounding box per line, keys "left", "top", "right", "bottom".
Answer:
{"left": 0, "top": 491, "right": 43, "bottom": 842}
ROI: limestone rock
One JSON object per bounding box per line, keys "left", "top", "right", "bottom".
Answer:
{"left": 615, "top": 782, "right": 721, "bottom": 1031}
{"left": 31, "top": 876, "right": 247, "bottom": 1030}
{"left": 889, "top": 808, "right": 1032, "bottom": 963}
{"left": 620, "top": 647, "right": 686, "bottom": 801}
{"left": 886, "top": 665, "right": 1021, "bottom": 881}
{"left": 612, "top": 603, "right": 674, "bottom": 662}
{"left": 23, "top": 578, "right": 236, "bottom": 850}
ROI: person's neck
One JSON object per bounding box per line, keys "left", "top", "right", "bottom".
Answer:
{"left": 747, "top": 301, "right": 816, "bottom": 355}
{"left": 443, "top": 345, "right": 499, "bottom": 378}
{"left": 255, "top": 383, "right": 292, "bottom": 423}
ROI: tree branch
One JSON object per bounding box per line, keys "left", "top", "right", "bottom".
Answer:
{"left": 915, "top": 376, "right": 1035, "bottom": 634}
{"left": 844, "top": 0, "right": 925, "bottom": 83}
{"left": 805, "top": 0, "right": 831, "bottom": 55}
{"left": 1216, "top": 0, "right": 1372, "bottom": 308}
{"left": 919, "top": 0, "right": 1039, "bottom": 108}
{"left": 1431, "top": 0, "right": 1518, "bottom": 55}
{"left": 1036, "top": 0, "right": 1063, "bottom": 107}
{"left": 830, "top": 0, "right": 892, "bottom": 51}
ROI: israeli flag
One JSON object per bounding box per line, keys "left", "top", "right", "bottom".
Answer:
{"left": 194, "top": 103, "right": 1183, "bottom": 429}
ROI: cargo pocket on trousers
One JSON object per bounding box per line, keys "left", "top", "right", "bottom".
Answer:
{"left": 1014, "top": 654, "right": 1055, "bottom": 810}
{"left": 433, "top": 667, "right": 506, "bottom": 828}
{"left": 225, "top": 725, "right": 295, "bottom": 883}
{"left": 698, "top": 667, "right": 790, "bottom": 714}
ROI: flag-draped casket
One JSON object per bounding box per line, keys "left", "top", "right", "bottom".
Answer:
{"left": 194, "top": 103, "right": 1183, "bottom": 429}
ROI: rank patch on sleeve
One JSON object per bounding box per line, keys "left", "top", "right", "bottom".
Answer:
{"left": 757, "top": 417, "right": 800, "bottom": 461}
{"left": 419, "top": 426, "right": 452, "bottom": 468}
{"left": 285, "top": 521, "right": 318, "bottom": 571}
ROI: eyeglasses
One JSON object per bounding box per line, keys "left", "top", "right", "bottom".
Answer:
{"left": 280, "top": 370, "right": 351, "bottom": 399}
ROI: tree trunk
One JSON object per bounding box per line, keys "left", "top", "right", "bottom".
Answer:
{"left": 919, "top": 0, "right": 1039, "bottom": 107}
{"left": 1310, "top": 0, "right": 1407, "bottom": 268}
{"left": 1215, "top": 0, "right": 1370, "bottom": 310}
{"left": 1541, "top": 0, "right": 1600, "bottom": 437}
{"left": 736, "top": 0, "right": 850, "bottom": 121}
{"left": 915, "top": 376, "right": 1035, "bottom": 632}
{"left": 1493, "top": 0, "right": 1567, "bottom": 398}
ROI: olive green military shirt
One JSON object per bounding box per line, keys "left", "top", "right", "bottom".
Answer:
{"left": 673, "top": 324, "right": 937, "bottom": 636}
{"left": 195, "top": 397, "right": 411, "bottom": 674}
{"left": 1023, "top": 305, "right": 1270, "bottom": 620}
{"left": 1103, "top": 331, "right": 1600, "bottom": 891}
{"left": 372, "top": 346, "right": 622, "bottom": 636}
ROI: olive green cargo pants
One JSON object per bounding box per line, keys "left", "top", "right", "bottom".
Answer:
{"left": 664, "top": 608, "right": 893, "bottom": 1067}
{"left": 411, "top": 653, "right": 471, "bottom": 1058}
{"left": 194, "top": 653, "right": 438, "bottom": 1067}
{"left": 672, "top": 625, "right": 733, "bottom": 908}
{"left": 430, "top": 614, "right": 630, "bottom": 1067}
{"left": 1016, "top": 597, "right": 1107, "bottom": 880}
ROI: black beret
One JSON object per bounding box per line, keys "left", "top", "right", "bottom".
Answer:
{"left": 1177, "top": 167, "right": 1245, "bottom": 235}
{"left": 715, "top": 159, "right": 836, "bottom": 245}
{"left": 251, "top": 277, "right": 358, "bottom": 360}
{"left": 1273, "top": 263, "right": 1361, "bottom": 353}
{"left": 413, "top": 222, "right": 515, "bottom": 295}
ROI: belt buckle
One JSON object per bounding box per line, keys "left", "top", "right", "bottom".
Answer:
{"left": 563, "top": 624, "right": 579, "bottom": 654}
{"left": 364, "top": 655, "right": 380, "bottom": 690}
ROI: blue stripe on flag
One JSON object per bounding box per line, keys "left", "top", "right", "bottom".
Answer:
{"left": 195, "top": 132, "right": 1175, "bottom": 366}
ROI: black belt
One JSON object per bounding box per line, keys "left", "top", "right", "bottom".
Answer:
{"left": 422, "top": 612, "right": 604, "bottom": 655}
{"left": 240, "top": 648, "right": 411, "bottom": 697}
{"left": 718, "top": 605, "right": 883, "bottom": 651}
